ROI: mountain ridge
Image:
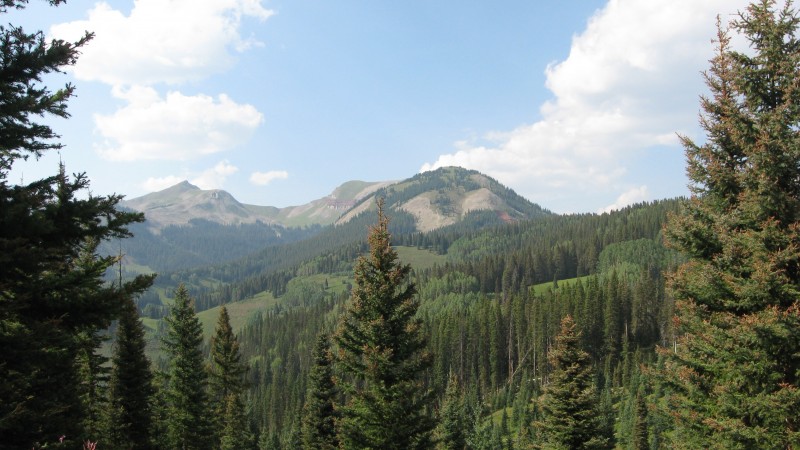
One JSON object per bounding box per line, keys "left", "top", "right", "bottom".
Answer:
{"left": 121, "top": 167, "right": 550, "bottom": 233}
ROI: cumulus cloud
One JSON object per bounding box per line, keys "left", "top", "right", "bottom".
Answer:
{"left": 94, "top": 87, "right": 263, "bottom": 161}
{"left": 422, "top": 0, "right": 749, "bottom": 212}
{"left": 142, "top": 175, "right": 185, "bottom": 192}
{"left": 599, "top": 185, "right": 649, "bottom": 214}
{"left": 50, "top": 0, "right": 274, "bottom": 86}
{"left": 250, "top": 170, "right": 289, "bottom": 186}
{"left": 191, "top": 160, "right": 239, "bottom": 189}
{"left": 140, "top": 160, "right": 239, "bottom": 192}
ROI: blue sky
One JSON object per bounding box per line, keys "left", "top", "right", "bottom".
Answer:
{"left": 8, "top": 0, "right": 751, "bottom": 213}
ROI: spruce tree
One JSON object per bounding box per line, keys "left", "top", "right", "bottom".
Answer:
{"left": 335, "top": 201, "right": 436, "bottom": 449}
{"left": 301, "top": 334, "right": 339, "bottom": 450}
{"left": 161, "top": 284, "right": 213, "bottom": 450}
{"left": 631, "top": 390, "right": 649, "bottom": 450}
{"left": 436, "top": 373, "right": 467, "bottom": 450}
{"left": 534, "top": 315, "right": 609, "bottom": 449}
{"left": 662, "top": 1, "right": 800, "bottom": 447}
{"left": 209, "top": 305, "right": 248, "bottom": 446}
{"left": 0, "top": 2, "right": 154, "bottom": 447}
{"left": 108, "top": 294, "right": 156, "bottom": 450}
{"left": 220, "top": 392, "right": 254, "bottom": 450}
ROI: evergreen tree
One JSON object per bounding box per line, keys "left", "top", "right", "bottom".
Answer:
{"left": 662, "top": 1, "right": 800, "bottom": 447}
{"left": 75, "top": 328, "right": 111, "bottom": 441}
{"left": 335, "top": 201, "right": 436, "bottom": 449}
{"left": 436, "top": 373, "right": 467, "bottom": 450}
{"left": 300, "top": 334, "right": 339, "bottom": 450}
{"left": 631, "top": 390, "right": 649, "bottom": 450}
{"left": 209, "top": 305, "right": 248, "bottom": 446}
{"left": 220, "top": 392, "right": 254, "bottom": 450}
{"left": 161, "top": 284, "right": 213, "bottom": 450}
{"left": 534, "top": 315, "right": 609, "bottom": 449}
{"left": 108, "top": 294, "right": 156, "bottom": 450}
{"left": 0, "top": 2, "right": 154, "bottom": 447}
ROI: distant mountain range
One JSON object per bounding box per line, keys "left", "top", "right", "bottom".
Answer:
{"left": 113, "top": 167, "right": 550, "bottom": 274}
{"left": 121, "top": 166, "right": 548, "bottom": 233}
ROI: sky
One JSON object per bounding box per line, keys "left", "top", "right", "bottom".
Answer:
{"left": 7, "top": 0, "right": 753, "bottom": 214}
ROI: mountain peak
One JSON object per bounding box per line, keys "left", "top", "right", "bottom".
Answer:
{"left": 161, "top": 180, "right": 199, "bottom": 193}
{"left": 122, "top": 168, "right": 547, "bottom": 231}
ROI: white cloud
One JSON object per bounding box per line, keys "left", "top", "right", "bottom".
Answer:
{"left": 422, "top": 0, "right": 750, "bottom": 212}
{"left": 50, "top": 0, "right": 274, "bottom": 86}
{"left": 191, "top": 160, "right": 239, "bottom": 189}
{"left": 142, "top": 175, "right": 185, "bottom": 192}
{"left": 250, "top": 170, "right": 289, "bottom": 186}
{"left": 94, "top": 87, "right": 263, "bottom": 161}
{"left": 140, "top": 160, "right": 238, "bottom": 192}
{"left": 599, "top": 185, "right": 649, "bottom": 214}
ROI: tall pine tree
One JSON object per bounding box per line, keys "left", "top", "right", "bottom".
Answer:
{"left": 0, "top": 2, "right": 154, "bottom": 447}
{"left": 435, "top": 373, "right": 467, "bottom": 450}
{"left": 161, "top": 284, "right": 214, "bottom": 450}
{"left": 534, "top": 315, "right": 610, "bottom": 449}
{"left": 662, "top": 1, "right": 800, "bottom": 447}
{"left": 108, "top": 293, "right": 157, "bottom": 450}
{"left": 209, "top": 305, "right": 248, "bottom": 447}
{"left": 335, "top": 201, "right": 436, "bottom": 449}
{"left": 301, "top": 334, "right": 339, "bottom": 450}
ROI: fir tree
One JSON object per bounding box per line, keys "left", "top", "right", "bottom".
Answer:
{"left": 631, "top": 390, "right": 649, "bottom": 450}
{"left": 220, "top": 392, "right": 254, "bottom": 450}
{"left": 436, "top": 373, "right": 467, "bottom": 450}
{"left": 662, "top": 1, "right": 800, "bottom": 447}
{"left": 209, "top": 305, "right": 248, "bottom": 446}
{"left": 108, "top": 294, "right": 156, "bottom": 450}
{"left": 335, "top": 200, "right": 436, "bottom": 449}
{"left": 75, "top": 329, "right": 111, "bottom": 441}
{"left": 0, "top": 2, "right": 154, "bottom": 447}
{"left": 300, "top": 334, "right": 339, "bottom": 450}
{"left": 161, "top": 284, "right": 213, "bottom": 450}
{"left": 534, "top": 315, "right": 610, "bottom": 449}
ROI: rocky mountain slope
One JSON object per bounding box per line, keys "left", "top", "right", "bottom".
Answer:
{"left": 122, "top": 167, "right": 548, "bottom": 233}
{"left": 120, "top": 179, "right": 392, "bottom": 230}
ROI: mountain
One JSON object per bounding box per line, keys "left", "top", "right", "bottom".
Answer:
{"left": 117, "top": 167, "right": 550, "bottom": 274}
{"left": 338, "top": 167, "right": 550, "bottom": 232}
{"left": 120, "top": 179, "right": 392, "bottom": 230}
{"left": 121, "top": 167, "right": 547, "bottom": 233}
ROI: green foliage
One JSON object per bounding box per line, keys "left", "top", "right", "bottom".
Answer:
{"left": 436, "top": 374, "right": 467, "bottom": 450}
{"left": 335, "top": 202, "right": 436, "bottom": 449}
{"left": 209, "top": 305, "right": 249, "bottom": 447}
{"left": 161, "top": 284, "right": 214, "bottom": 449}
{"left": 631, "top": 390, "right": 649, "bottom": 450}
{"left": 301, "top": 334, "right": 339, "bottom": 450}
{"left": 660, "top": 1, "right": 800, "bottom": 448}
{"left": 534, "top": 316, "right": 611, "bottom": 449}
{"left": 108, "top": 294, "right": 157, "bottom": 450}
{"left": 0, "top": 3, "right": 155, "bottom": 446}
{"left": 220, "top": 392, "right": 255, "bottom": 450}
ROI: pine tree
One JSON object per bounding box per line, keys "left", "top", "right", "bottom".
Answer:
{"left": 436, "top": 373, "right": 467, "bottom": 450}
{"left": 534, "top": 315, "right": 610, "bottom": 449}
{"left": 161, "top": 284, "right": 213, "bottom": 450}
{"left": 661, "top": 1, "right": 800, "bottom": 447}
{"left": 335, "top": 201, "right": 436, "bottom": 449}
{"left": 209, "top": 305, "right": 248, "bottom": 446}
{"left": 301, "top": 334, "right": 339, "bottom": 450}
{"left": 75, "top": 329, "right": 111, "bottom": 441}
{"left": 631, "top": 390, "right": 649, "bottom": 450}
{"left": 0, "top": 2, "right": 154, "bottom": 447}
{"left": 108, "top": 294, "right": 156, "bottom": 450}
{"left": 220, "top": 392, "right": 254, "bottom": 450}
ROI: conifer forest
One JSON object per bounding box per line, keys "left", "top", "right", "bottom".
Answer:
{"left": 3, "top": 0, "right": 800, "bottom": 449}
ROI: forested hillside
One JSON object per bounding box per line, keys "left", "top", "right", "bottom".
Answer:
{"left": 219, "top": 198, "right": 680, "bottom": 447}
